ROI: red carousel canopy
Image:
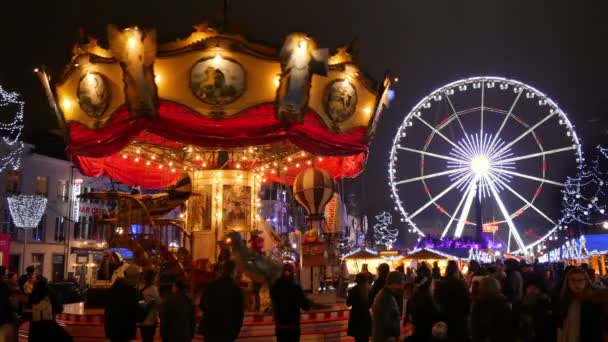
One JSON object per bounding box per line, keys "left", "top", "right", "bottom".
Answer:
{"left": 39, "top": 25, "right": 390, "bottom": 188}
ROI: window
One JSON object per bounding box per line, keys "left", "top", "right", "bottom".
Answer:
{"left": 32, "top": 215, "right": 46, "bottom": 242}
{"left": 35, "top": 176, "right": 48, "bottom": 197}
{"left": 54, "top": 217, "right": 66, "bottom": 242}
{"left": 56, "top": 180, "right": 69, "bottom": 202}
{"left": 1, "top": 209, "right": 17, "bottom": 238}
{"left": 5, "top": 170, "right": 21, "bottom": 193}
{"left": 31, "top": 253, "right": 44, "bottom": 274}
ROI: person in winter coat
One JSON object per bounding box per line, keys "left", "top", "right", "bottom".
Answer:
{"left": 518, "top": 275, "right": 555, "bottom": 342}
{"left": 139, "top": 270, "right": 161, "bottom": 342}
{"left": 28, "top": 278, "right": 70, "bottom": 342}
{"left": 434, "top": 260, "right": 470, "bottom": 342}
{"left": 160, "top": 278, "right": 195, "bottom": 342}
{"left": 104, "top": 265, "right": 139, "bottom": 342}
{"left": 404, "top": 274, "right": 442, "bottom": 342}
{"left": 372, "top": 271, "right": 404, "bottom": 342}
{"left": 199, "top": 260, "right": 244, "bottom": 342}
{"left": 369, "top": 263, "right": 390, "bottom": 305}
{"left": 557, "top": 267, "right": 608, "bottom": 342}
{"left": 471, "top": 276, "right": 513, "bottom": 342}
{"left": 0, "top": 281, "right": 17, "bottom": 342}
{"left": 270, "top": 263, "right": 311, "bottom": 342}
{"left": 347, "top": 273, "right": 372, "bottom": 342}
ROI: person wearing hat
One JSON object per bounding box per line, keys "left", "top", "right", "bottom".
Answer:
{"left": 372, "top": 271, "right": 404, "bottom": 342}
{"left": 347, "top": 273, "right": 372, "bottom": 342}
{"left": 270, "top": 263, "right": 310, "bottom": 342}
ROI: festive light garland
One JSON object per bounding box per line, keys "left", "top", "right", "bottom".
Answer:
{"left": 7, "top": 195, "right": 48, "bottom": 229}
{"left": 373, "top": 211, "right": 398, "bottom": 249}
{"left": 560, "top": 145, "right": 607, "bottom": 228}
{"left": 0, "top": 84, "right": 25, "bottom": 172}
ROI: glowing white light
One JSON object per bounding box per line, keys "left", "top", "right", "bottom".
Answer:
{"left": 7, "top": 195, "right": 47, "bottom": 228}
{"left": 602, "top": 221, "right": 608, "bottom": 230}
{"left": 471, "top": 155, "right": 491, "bottom": 175}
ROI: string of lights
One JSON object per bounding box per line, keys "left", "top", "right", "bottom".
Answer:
{"left": 0, "top": 84, "right": 25, "bottom": 172}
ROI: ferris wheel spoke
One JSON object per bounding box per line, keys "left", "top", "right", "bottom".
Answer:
{"left": 415, "top": 116, "right": 469, "bottom": 156}
{"left": 487, "top": 178, "right": 528, "bottom": 254}
{"left": 491, "top": 90, "right": 523, "bottom": 146}
{"left": 441, "top": 179, "right": 475, "bottom": 238}
{"left": 494, "top": 145, "right": 577, "bottom": 164}
{"left": 480, "top": 81, "right": 485, "bottom": 135}
{"left": 409, "top": 173, "right": 470, "bottom": 219}
{"left": 397, "top": 146, "right": 467, "bottom": 163}
{"left": 394, "top": 167, "right": 468, "bottom": 185}
{"left": 454, "top": 176, "right": 480, "bottom": 238}
{"left": 495, "top": 111, "right": 557, "bottom": 156}
{"left": 489, "top": 173, "right": 556, "bottom": 225}
{"left": 443, "top": 91, "right": 467, "bottom": 135}
{"left": 495, "top": 168, "right": 564, "bottom": 187}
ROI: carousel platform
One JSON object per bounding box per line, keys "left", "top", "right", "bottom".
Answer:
{"left": 18, "top": 302, "right": 353, "bottom": 341}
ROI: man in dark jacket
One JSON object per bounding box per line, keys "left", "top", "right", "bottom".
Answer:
{"left": 199, "top": 260, "right": 244, "bottom": 342}
{"left": 104, "top": 266, "right": 139, "bottom": 342}
{"left": 160, "top": 278, "right": 195, "bottom": 342}
{"left": 372, "top": 271, "right": 404, "bottom": 342}
{"left": 435, "top": 260, "right": 471, "bottom": 342}
{"left": 18, "top": 266, "right": 35, "bottom": 292}
{"left": 270, "top": 263, "right": 310, "bottom": 342}
{"left": 369, "top": 263, "right": 390, "bottom": 305}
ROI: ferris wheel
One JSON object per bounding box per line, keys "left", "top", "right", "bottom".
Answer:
{"left": 388, "top": 77, "right": 583, "bottom": 254}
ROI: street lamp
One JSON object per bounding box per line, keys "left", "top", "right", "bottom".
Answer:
{"left": 7, "top": 195, "right": 48, "bottom": 274}
{"left": 602, "top": 221, "right": 608, "bottom": 230}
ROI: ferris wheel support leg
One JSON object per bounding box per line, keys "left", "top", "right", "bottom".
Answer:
{"left": 488, "top": 180, "right": 527, "bottom": 255}
{"left": 454, "top": 177, "right": 480, "bottom": 238}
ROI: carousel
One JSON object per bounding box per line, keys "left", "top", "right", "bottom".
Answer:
{"left": 37, "top": 23, "right": 389, "bottom": 272}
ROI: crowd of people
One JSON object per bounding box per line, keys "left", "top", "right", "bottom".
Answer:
{"left": 347, "top": 260, "right": 608, "bottom": 342}
{"left": 0, "top": 265, "right": 70, "bottom": 341}
{"left": 3, "top": 256, "right": 608, "bottom": 342}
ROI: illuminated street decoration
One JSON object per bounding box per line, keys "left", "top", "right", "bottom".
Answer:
{"left": 0, "top": 84, "right": 25, "bottom": 172}
{"left": 389, "top": 77, "right": 583, "bottom": 255}
{"left": 7, "top": 195, "right": 48, "bottom": 228}
{"left": 373, "top": 211, "right": 398, "bottom": 249}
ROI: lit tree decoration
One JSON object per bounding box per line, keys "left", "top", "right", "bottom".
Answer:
{"left": 7, "top": 195, "right": 48, "bottom": 228}
{"left": 560, "top": 145, "right": 607, "bottom": 233}
{"left": 373, "top": 211, "right": 398, "bottom": 249}
{"left": 0, "top": 84, "right": 25, "bottom": 172}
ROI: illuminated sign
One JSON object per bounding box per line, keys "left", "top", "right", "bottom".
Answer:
{"left": 72, "top": 182, "right": 81, "bottom": 222}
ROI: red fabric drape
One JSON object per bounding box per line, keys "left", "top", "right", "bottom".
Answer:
{"left": 69, "top": 101, "right": 368, "bottom": 188}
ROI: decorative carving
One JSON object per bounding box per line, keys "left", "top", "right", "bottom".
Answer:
{"left": 276, "top": 34, "right": 328, "bottom": 123}
{"left": 108, "top": 25, "right": 158, "bottom": 119}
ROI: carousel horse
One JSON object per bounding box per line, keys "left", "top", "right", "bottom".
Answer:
{"left": 225, "top": 231, "right": 282, "bottom": 285}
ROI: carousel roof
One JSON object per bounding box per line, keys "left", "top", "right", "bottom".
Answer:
{"left": 38, "top": 24, "right": 390, "bottom": 188}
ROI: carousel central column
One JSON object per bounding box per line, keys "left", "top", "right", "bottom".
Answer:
{"left": 187, "top": 169, "right": 260, "bottom": 263}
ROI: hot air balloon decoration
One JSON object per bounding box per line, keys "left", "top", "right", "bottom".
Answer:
{"left": 292, "top": 167, "right": 335, "bottom": 233}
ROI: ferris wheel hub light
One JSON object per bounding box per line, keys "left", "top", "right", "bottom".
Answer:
{"left": 471, "top": 155, "right": 491, "bottom": 175}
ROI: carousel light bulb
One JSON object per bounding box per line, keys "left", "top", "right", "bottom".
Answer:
{"left": 363, "top": 107, "right": 372, "bottom": 115}
{"left": 236, "top": 163, "right": 241, "bottom": 169}
{"left": 307, "top": 160, "right": 312, "bottom": 165}
{"left": 151, "top": 155, "right": 156, "bottom": 160}
{"left": 213, "top": 54, "right": 223, "bottom": 65}
{"left": 318, "top": 157, "right": 323, "bottom": 162}
{"left": 271, "top": 169, "right": 276, "bottom": 174}
{"left": 171, "top": 168, "right": 176, "bottom": 173}
{"left": 158, "top": 164, "right": 163, "bottom": 169}
{"left": 62, "top": 98, "right": 73, "bottom": 111}
{"left": 134, "top": 157, "right": 140, "bottom": 162}
{"left": 168, "top": 161, "right": 173, "bottom": 166}
{"left": 202, "top": 162, "right": 207, "bottom": 167}
{"left": 283, "top": 166, "right": 288, "bottom": 171}
{"left": 122, "top": 154, "right": 128, "bottom": 159}
{"left": 146, "top": 161, "right": 151, "bottom": 166}
{"left": 287, "top": 157, "right": 292, "bottom": 162}
{"left": 136, "top": 149, "right": 141, "bottom": 154}
{"left": 300, "top": 151, "right": 306, "bottom": 157}
{"left": 296, "top": 163, "right": 300, "bottom": 168}
{"left": 273, "top": 162, "right": 278, "bottom": 167}
{"left": 196, "top": 154, "right": 201, "bottom": 160}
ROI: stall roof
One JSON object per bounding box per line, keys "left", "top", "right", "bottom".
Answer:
{"left": 404, "top": 248, "right": 461, "bottom": 260}
{"left": 343, "top": 248, "right": 380, "bottom": 259}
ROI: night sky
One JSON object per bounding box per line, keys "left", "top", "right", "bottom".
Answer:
{"left": 0, "top": 0, "right": 605, "bottom": 245}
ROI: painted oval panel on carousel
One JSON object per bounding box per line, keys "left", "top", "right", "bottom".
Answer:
{"left": 77, "top": 72, "right": 110, "bottom": 118}
{"left": 324, "top": 79, "right": 358, "bottom": 122}
{"left": 190, "top": 56, "right": 246, "bottom": 105}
